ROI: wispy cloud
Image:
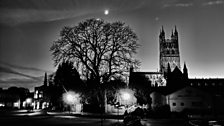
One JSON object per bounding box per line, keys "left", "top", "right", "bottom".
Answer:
{"left": 0, "top": 61, "right": 49, "bottom": 73}
{"left": 176, "top": 3, "right": 193, "bottom": 7}
{"left": 0, "top": 77, "right": 42, "bottom": 85}
{"left": 0, "top": 9, "right": 88, "bottom": 25}
{"left": 0, "top": 0, "right": 151, "bottom": 26}
{"left": 0, "top": 63, "right": 44, "bottom": 91}
{"left": 203, "top": 0, "right": 224, "bottom": 6}
{"left": 0, "top": 77, "right": 43, "bottom": 91}
{"left": 163, "top": 3, "right": 193, "bottom": 8}
{"left": 0, "top": 66, "right": 41, "bottom": 80}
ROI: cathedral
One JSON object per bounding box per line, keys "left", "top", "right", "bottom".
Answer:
{"left": 129, "top": 26, "right": 187, "bottom": 88}
{"left": 129, "top": 26, "right": 224, "bottom": 112}
{"left": 159, "top": 26, "right": 180, "bottom": 73}
{"left": 129, "top": 26, "right": 223, "bottom": 89}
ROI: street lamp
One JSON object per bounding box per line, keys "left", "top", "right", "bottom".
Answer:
{"left": 66, "top": 93, "right": 74, "bottom": 104}
{"left": 63, "top": 91, "right": 80, "bottom": 113}
{"left": 118, "top": 88, "right": 137, "bottom": 113}
{"left": 120, "top": 91, "right": 131, "bottom": 113}
{"left": 26, "top": 98, "right": 32, "bottom": 104}
{"left": 25, "top": 98, "right": 33, "bottom": 111}
{"left": 121, "top": 92, "right": 131, "bottom": 101}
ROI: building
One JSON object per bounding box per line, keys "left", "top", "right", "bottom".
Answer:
{"left": 129, "top": 26, "right": 185, "bottom": 88}
{"left": 129, "top": 26, "right": 224, "bottom": 113}
{"left": 159, "top": 26, "right": 180, "bottom": 73}
{"left": 129, "top": 71, "right": 166, "bottom": 87}
{"left": 33, "top": 73, "right": 50, "bottom": 109}
{"left": 166, "top": 86, "right": 212, "bottom": 112}
{"left": 0, "top": 87, "right": 33, "bottom": 109}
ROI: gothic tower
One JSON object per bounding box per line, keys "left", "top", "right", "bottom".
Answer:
{"left": 159, "top": 26, "right": 180, "bottom": 73}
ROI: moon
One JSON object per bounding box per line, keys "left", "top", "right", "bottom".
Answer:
{"left": 104, "top": 9, "right": 109, "bottom": 15}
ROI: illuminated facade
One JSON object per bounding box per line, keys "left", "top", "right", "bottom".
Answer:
{"left": 159, "top": 26, "right": 180, "bottom": 73}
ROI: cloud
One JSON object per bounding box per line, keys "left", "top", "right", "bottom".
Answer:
{"left": 163, "top": 3, "right": 193, "bottom": 8}
{"left": 0, "top": 9, "right": 88, "bottom": 25}
{"left": 0, "top": 0, "right": 151, "bottom": 26}
{"left": 176, "top": 3, "right": 193, "bottom": 7}
{"left": 0, "top": 77, "right": 43, "bottom": 91}
{"left": 0, "top": 66, "right": 41, "bottom": 81}
{"left": 0, "top": 61, "right": 49, "bottom": 73}
{"left": 203, "top": 0, "right": 224, "bottom": 6}
{"left": 0, "top": 63, "right": 44, "bottom": 91}
{"left": 0, "top": 77, "right": 42, "bottom": 85}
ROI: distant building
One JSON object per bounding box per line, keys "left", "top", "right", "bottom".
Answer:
{"left": 0, "top": 87, "right": 33, "bottom": 109}
{"left": 33, "top": 73, "right": 50, "bottom": 109}
{"left": 166, "top": 86, "right": 212, "bottom": 112}
{"left": 34, "top": 85, "right": 48, "bottom": 109}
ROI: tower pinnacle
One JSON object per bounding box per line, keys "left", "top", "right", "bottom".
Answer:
{"left": 174, "top": 25, "right": 178, "bottom": 35}
{"left": 183, "top": 62, "right": 188, "bottom": 79}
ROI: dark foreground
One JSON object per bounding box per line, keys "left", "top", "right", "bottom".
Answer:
{"left": 0, "top": 110, "right": 223, "bottom": 126}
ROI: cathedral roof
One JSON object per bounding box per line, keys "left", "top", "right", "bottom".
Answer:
{"left": 172, "top": 66, "right": 182, "bottom": 75}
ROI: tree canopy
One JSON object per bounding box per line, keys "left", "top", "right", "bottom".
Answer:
{"left": 50, "top": 18, "right": 140, "bottom": 84}
{"left": 54, "top": 61, "right": 83, "bottom": 92}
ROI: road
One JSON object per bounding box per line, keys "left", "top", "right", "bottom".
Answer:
{"left": 0, "top": 110, "right": 189, "bottom": 126}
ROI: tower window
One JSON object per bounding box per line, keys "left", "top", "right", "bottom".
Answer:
{"left": 181, "top": 102, "right": 184, "bottom": 106}
{"left": 167, "top": 50, "right": 169, "bottom": 54}
{"left": 172, "top": 50, "right": 175, "bottom": 54}
{"left": 172, "top": 103, "right": 176, "bottom": 106}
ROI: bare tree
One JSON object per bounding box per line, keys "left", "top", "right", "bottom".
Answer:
{"left": 50, "top": 18, "right": 140, "bottom": 84}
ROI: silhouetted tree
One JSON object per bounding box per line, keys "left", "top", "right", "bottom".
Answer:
{"left": 7, "top": 87, "right": 30, "bottom": 108}
{"left": 130, "top": 74, "right": 151, "bottom": 105}
{"left": 105, "top": 77, "right": 126, "bottom": 105}
{"left": 50, "top": 18, "right": 140, "bottom": 112}
{"left": 50, "top": 18, "right": 139, "bottom": 83}
{"left": 54, "top": 61, "right": 84, "bottom": 92}
{"left": 49, "top": 61, "right": 84, "bottom": 110}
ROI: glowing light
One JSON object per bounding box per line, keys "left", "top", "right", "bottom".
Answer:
{"left": 118, "top": 88, "right": 137, "bottom": 105}
{"left": 66, "top": 94, "right": 73, "bottom": 102}
{"left": 104, "top": 9, "right": 109, "bottom": 15}
{"left": 0, "top": 103, "right": 5, "bottom": 107}
{"left": 26, "top": 98, "right": 32, "bottom": 103}
{"left": 63, "top": 91, "right": 81, "bottom": 105}
{"left": 121, "top": 92, "right": 131, "bottom": 101}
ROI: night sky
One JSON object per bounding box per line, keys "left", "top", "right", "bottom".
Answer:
{"left": 0, "top": 0, "right": 224, "bottom": 91}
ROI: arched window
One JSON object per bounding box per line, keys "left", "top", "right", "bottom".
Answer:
{"left": 172, "top": 50, "right": 175, "bottom": 54}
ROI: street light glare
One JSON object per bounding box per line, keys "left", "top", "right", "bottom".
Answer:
{"left": 122, "top": 92, "right": 131, "bottom": 101}
{"left": 118, "top": 88, "right": 137, "bottom": 105}
{"left": 63, "top": 91, "right": 81, "bottom": 105}
{"left": 26, "top": 98, "right": 32, "bottom": 103}
{"left": 66, "top": 94, "right": 73, "bottom": 102}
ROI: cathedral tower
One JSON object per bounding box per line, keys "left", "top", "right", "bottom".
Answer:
{"left": 159, "top": 26, "right": 180, "bottom": 73}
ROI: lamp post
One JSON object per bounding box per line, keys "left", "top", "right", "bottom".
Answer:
{"left": 118, "top": 88, "right": 136, "bottom": 113}
{"left": 121, "top": 91, "right": 131, "bottom": 108}
{"left": 26, "top": 98, "right": 32, "bottom": 112}
{"left": 63, "top": 91, "right": 80, "bottom": 114}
